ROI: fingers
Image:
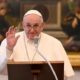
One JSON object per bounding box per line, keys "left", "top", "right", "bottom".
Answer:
{"left": 6, "top": 26, "right": 16, "bottom": 37}
{"left": 6, "top": 26, "right": 19, "bottom": 50}
{"left": 8, "top": 26, "right": 15, "bottom": 33}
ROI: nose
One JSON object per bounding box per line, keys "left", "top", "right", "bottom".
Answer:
{"left": 30, "top": 27, "right": 34, "bottom": 32}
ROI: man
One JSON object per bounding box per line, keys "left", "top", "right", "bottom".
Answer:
{"left": 1, "top": 10, "right": 74, "bottom": 79}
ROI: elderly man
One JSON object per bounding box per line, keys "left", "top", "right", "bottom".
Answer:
{"left": 0, "top": 10, "right": 74, "bottom": 79}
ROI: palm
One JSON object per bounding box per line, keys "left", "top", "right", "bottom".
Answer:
{"left": 7, "top": 33, "right": 16, "bottom": 48}
{"left": 6, "top": 26, "right": 19, "bottom": 50}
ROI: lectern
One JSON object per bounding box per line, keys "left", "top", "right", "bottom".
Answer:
{"left": 7, "top": 61, "right": 64, "bottom": 80}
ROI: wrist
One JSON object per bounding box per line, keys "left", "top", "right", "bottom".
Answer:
{"left": 6, "top": 46, "right": 13, "bottom": 51}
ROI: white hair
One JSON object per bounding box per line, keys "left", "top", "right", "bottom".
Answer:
{"left": 23, "top": 10, "right": 43, "bottom": 23}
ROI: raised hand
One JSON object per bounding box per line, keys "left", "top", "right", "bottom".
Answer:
{"left": 6, "top": 26, "right": 20, "bottom": 50}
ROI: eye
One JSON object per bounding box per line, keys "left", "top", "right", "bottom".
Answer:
{"left": 33, "top": 24, "right": 39, "bottom": 28}
{"left": 26, "top": 24, "right": 31, "bottom": 28}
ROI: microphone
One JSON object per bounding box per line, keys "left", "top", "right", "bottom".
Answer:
{"left": 34, "top": 39, "right": 58, "bottom": 80}
{"left": 33, "top": 36, "right": 39, "bottom": 44}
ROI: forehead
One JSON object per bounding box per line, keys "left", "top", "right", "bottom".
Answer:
{"left": 23, "top": 14, "right": 42, "bottom": 23}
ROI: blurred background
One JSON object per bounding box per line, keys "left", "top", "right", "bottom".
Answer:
{"left": 0, "top": 0, "right": 80, "bottom": 80}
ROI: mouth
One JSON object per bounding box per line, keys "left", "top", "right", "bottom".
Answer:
{"left": 27, "top": 33, "right": 36, "bottom": 39}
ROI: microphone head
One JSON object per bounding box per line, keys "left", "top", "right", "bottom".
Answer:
{"left": 33, "top": 36, "right": 39, "bottom": 44}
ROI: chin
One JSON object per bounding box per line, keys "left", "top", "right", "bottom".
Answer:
{"left": 27, "top": 33, "right": 39, "bottom": 40}
{"left": 28, "top": 36, "right": 35, "bottom": 40}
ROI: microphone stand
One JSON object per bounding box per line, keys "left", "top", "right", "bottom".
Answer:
{"left": 34, "top": 40, "right": 58, "bottom": 80}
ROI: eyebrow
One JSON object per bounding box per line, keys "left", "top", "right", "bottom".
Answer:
{"left": 26, "top": 23, "right": 40, "bottom": 25}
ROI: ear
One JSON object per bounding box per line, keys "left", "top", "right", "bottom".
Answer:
{"left": 40, "top": 22, "right": 46, "bottom": 32}
{"left": 42, "top": 22, "right": 46, "bottom": 29}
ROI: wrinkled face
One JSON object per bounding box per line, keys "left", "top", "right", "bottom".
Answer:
{"left": 22, "top": 14, "right": 44, "bottom": 40}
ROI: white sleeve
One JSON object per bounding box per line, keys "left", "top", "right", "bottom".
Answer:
{"left": 0, "top": 39, "right": 13, "bottom": 73}
{"left": 1, "top": 39, "right": 13, "bottom": 59}
{"left": 0, "top": 47, "right": 7, "bottom": 72}
{"left": 59, "top": 41, "right": 75, "bottom": 78}
{"left": 64, "top": 75, "right": 75, "bottom": 80}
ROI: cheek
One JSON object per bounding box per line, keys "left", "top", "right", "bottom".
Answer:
{"left": 23, "top": 27, "right": 28, "bottom": 33}
{"left": 34, "top": 28, "right": 43, "bottom": 35}
{"left": 38, "top": 27, "right": 43, "bottom": 32}
{"left": 35, "top": 28, "right": 41, "bottom": 33}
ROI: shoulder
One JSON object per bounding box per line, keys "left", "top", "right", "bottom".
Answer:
{"left": 1, "top": 38, "right": 7, "bottom": 47}
{"left": 41, "top": 32, "right": 61, "bottom": 44}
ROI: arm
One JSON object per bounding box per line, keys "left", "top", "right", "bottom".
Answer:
{"left": 1, "top": 26, "right": 20, "bottom": 59}
{"left": 57, "top": 41, "right": 75, "bottom": 78}
{"left": 0, "top": 47, "right": 7, "bottom": 72}
{"left": 1, "top": 39, "right": 12, "bottom": 58}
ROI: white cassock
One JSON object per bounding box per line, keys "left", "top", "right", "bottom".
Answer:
{"left": 0, "top": 31, "right": 74, "bottom": 78}
{"left": 0, "top": 46, "right": 7, "bottom": 74}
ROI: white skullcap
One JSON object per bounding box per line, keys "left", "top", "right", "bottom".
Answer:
{"left": 24, "top": 10, "right": 42, "bottom": 17}
{"left": 24, "top": 10, "right": 43, "bottom": 22}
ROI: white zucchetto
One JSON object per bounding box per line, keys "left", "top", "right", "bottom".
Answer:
{"left": 24, "top": 10, "right": 43, "bottom": 22}
{"left": 24, "top": 10, "right": 42, "bottom": 17}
